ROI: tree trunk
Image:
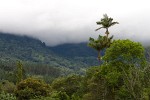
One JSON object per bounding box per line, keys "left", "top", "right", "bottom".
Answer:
{"left": 105, "top": 28, "right": 109, "bottom": 39}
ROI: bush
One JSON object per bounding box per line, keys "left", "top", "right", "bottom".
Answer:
{"left": 0, "top": 91, "right": 16, "bottom": 100}
{"left": 0, "top": 80, "right": 16, "bottom": 94}
{"left": 15, "top": 77, "right": 51, "bottom": 100}
{"left": 51, "top": 75, "right": 81, "bottom": 97}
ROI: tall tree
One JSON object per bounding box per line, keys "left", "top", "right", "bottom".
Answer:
{"left": 103, "top": 39, "right": 146, "bottom": 67}
{"left": 88, "top": 35, "right": 113, "bottom": 61}
{"left": 15, "top": 61, "right": 26, "bottom": 84}
{"left": 101, "top": 39, "right": 147, "bottom": 99}
{"left": 95, "top": 14, "right": 119, "bottom": 38}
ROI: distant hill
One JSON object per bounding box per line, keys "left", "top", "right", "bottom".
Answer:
{"left": 1, "top": 32, "right": 150, "bottom": 82}
{"left": 0, "top": 33, "right": 99, "bottom": 74}
{"left": 49, "top": 43, "right": 97, "bottom": 58}
{"left": 1, "top": 32, "right": 150, "bottom": 78}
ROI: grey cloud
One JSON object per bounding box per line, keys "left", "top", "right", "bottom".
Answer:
{"left": 0, "top": 0, "right": 150, "bottom": 46}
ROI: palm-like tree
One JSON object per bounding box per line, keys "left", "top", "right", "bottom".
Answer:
{"left": 95, "top": 14, "right": 119, "bottom": 38}
{"left": 88, "top": 35, "right": 113, "bottom": 61}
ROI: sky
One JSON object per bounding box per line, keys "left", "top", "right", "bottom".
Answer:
{"left": 0, "top": 0, "right": 150, "bottom": 46}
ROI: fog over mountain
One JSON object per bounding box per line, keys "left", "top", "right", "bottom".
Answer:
{"left": 0, "top": 0, "right": 150, "bottom": 46}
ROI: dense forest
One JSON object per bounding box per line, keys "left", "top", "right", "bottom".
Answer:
{"left": 1, "top": 14, "right": 150, "bottom": 100}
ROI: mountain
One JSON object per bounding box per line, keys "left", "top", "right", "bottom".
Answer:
{"left": 1, "top": 32, "right": 150, "bottom": 68}
{"left": 49, "top": 43, "right": 97, "bottom": 58}
{"left": 1, "top": 32, "right": 150, "bottom": 82}
{"left": 0, "top": 33, "right": 99, "bottom": 75}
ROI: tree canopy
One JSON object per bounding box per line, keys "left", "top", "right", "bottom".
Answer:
{"left": 95, "top": 14, "right": 119, "bottom": 38}
{"left": 103, "top": 39, "right": 146, "bottom": 68}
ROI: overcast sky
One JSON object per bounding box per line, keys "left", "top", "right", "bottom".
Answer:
{"left": 0, "top": 0, "right": 150, "bottom": 46}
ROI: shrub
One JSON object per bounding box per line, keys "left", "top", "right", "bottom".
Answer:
{"left": 0, "top": 91, "right": 16, "bottom": 100}
{"left": 51, "top": 75, "right": 81, "bottom": 97}
{"left": 15, "top": 77, "right": 51, "bottom": 100}
{"left": 0, "top": 80, "right": 16, "bottom": 93}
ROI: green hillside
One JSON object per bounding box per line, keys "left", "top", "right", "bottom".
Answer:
{"left": 0, "top": 33, "right": 99, "bottom": 75}
{"left": 49, "top": 43, "right": 98, "bottom": 57}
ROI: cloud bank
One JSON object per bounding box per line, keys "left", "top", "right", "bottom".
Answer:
{"left": 0, "top": 0, "right": 150, "bottom": 46}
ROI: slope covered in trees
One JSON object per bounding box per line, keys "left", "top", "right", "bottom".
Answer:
{"left": 1, "top": 39, "right": 149, "bottom": 100}
{"left": 0, "top": 33, "right": 99, "bottom": 73}
{"left": 1, "top": 14, "right": 150, "bottom": 100}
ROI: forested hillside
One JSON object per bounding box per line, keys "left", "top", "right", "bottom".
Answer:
{"left": 49, "top": 42, "right": 97, "bottom": 57}
{"left": 1, "top": 32, "right": 150, "bottom": 74}
{"left": 0, "top": 33, "right": 99, "bottom": 76}
{"left": 1, "top": 14, "right": 150, "bottom": 100}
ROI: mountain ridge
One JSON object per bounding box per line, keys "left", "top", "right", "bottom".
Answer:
{"left": 0, "top": 33, "right": 99, "bottom": 73}
{"left": 1, "top": 32, "right": 149, "bottom": 73}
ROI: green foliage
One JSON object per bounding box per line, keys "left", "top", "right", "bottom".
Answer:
{"left": 50, "top": 42, "right": 97, "bottom": 58}
{"left": 88, "top": 35, "right": 113, "bottom": 61}
{"left": 86, "top": 66, "right": 101, "bottom": 78}
{"left": 89, "top": 14, "right": 117, "bottom": 61}
{"left": 54, "top": 91, "right": 70, "bottom": 100}
{"left": 31, "top": 97, "right": 54, "bottom": 100}
{"left": 95, "top": 14, "right": 119, "bottom": 37}
{"left": 88, "top": 35, "right": 107, "bottom": 51}
{"left": 24, "top": 63, "right": 61, "bottom": 83}
{"left": 0, "top": 80, "right": 16, "bottom": 93}
{"left": 51, "top": 75, "right": 81, "bottom": 97}
{"left": 0, "top": 33, "right": 98, "bottom": 75}
{"left": 71, "top": 93, "right": 81, "bottom": 100}
{"left": 96, "top": 14, "right": 119, "bottom": 30}
{"left": 103, "top": 39, "right": 146, "bottom": 67}
{"left": 15, "top": 77, "right": 51, "bottom": 100}
{"left": 82, "top": 66, "right": 104, "bottom": 100}
{"left": 0, "top": 69, "right": 16, "bottom": 83}
{"left": 85, "top": 66, "right": 120, "bottom": 100}
{"left": 116, "top": 85, "right": 132, "bottom": 100}
{"left": 15, "top": 61, "right": 26, "bottom": 84}
{"left": 0, "top": 91, "right": 16, "bottom": 100}
{"left": 84, "top": 39, "right": 148, "bottom": 100}
{"left": 120, "top": 67, "right": 145, "bottom": 99}
{"left": 142, "top": 65, "right": 150, "bottom": 100}
{"left": 143, "top": 64, "right": 150, "bottom": 86}
{"left": 31, "top": 96, "right": 57, "bottom": 100}
{"left": 101, "top": 40, "right": 147, "bottom": 99}
{"left": 31, "top": 91, "right": 71, "bottom": 100}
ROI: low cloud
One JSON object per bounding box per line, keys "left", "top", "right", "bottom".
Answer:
{"left": 0, "top": 0, "right": 150, "bottom": 46}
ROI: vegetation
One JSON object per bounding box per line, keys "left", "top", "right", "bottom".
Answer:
{"left": 88, "top": 35, "right": 113, "bottom": 61}
{"left": 15, "top": 78, "right": 51, "bottom": 100}
{"left": 0, "top": 33, "right": 99, "bottom": 75}
{"left": 88, "top": 14, "right": 118, "bottom": 62}
{"left": 95, "top": 14, "right": 119, "bottom": 38}
{"left": 1, "top": 14, "right": 150, "bottom": 100}
{"left": 0, "top": 91, "right": 16, "bottom": 100}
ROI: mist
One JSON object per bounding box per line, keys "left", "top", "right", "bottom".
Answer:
{"left": 0, "top": 0, "right": 150, "bottom": 46}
